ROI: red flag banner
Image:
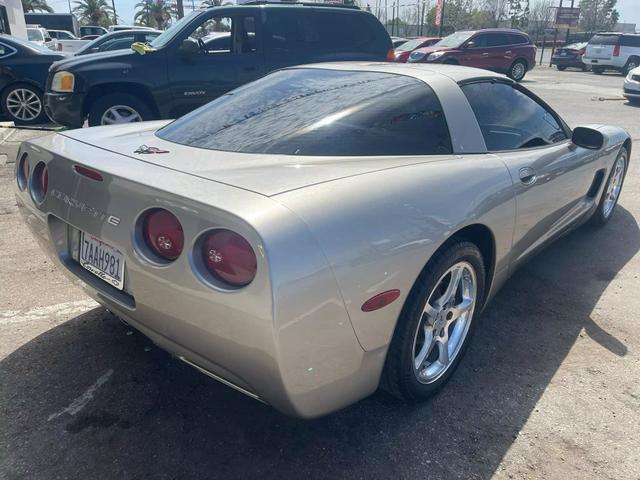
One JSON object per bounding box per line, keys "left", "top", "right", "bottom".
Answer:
{"left": 435, "top": 0, "right": 444, "bottom": 26}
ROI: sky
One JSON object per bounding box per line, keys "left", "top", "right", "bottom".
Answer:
{"left": 48, "top": 0, "right": 640, "bottom": 28}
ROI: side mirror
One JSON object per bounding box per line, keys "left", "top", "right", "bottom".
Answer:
{"left": 572, "top": 126, "right": 604, "bottom": 150}
{"left": 45, "top": 37, "right": 52, "bottom": 42}
{"left": 180, "top": 38, "right": 200, "bottom": 54}
{"left": 464, "top": 40, "right": 475, "bottom": 49}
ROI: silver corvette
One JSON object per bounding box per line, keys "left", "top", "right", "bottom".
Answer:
{"left": 15, "top": 63, "right": 630, "bottom": 418}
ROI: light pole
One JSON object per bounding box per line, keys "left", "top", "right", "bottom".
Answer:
{"left": 438, "top": 0, "right": 445, "bottom": 37}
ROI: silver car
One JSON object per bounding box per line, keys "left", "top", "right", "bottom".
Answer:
{"left": 15, "top": 63, "right": 631, "bottom": 418}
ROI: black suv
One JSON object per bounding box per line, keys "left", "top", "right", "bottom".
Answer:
{"left": 45, "top": 2, "right": 392, "bottom": 127}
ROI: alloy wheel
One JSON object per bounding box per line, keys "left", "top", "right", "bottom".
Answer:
{"left": 603, "top": 154, "right": 626, "bottom": 219}
{"left": 101, "top": 105, "right": 143, "bottom": 125}
{"left": 412, "top": 261, "right": 477, "bottom": 384}
{"left": 511, "top": 62, "right": 526, "bottom": 80}
{"left": 5, "top": 88, "right": 42, "bottom": 122}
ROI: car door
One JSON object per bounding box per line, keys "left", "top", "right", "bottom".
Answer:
{"left": 460, "top": 33, "right": 491, "bottom": 68}
{"left": 484, "top": 32, "right": 513, "bottom": 72}
{"left": 460, "top": 80, "right": 600, "bottom": 266}
{"left": 167, "top": 11, "right": 265, "bottom": 118}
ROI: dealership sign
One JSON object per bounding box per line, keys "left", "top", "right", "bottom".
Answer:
{"left": 555, "top": 7, "right": 580, "bottom": 28}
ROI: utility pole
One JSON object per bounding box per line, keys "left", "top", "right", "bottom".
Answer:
{"left": 438, "top": 0, "right": 445, "bottom": 37}
{"left": 384, "top": 0, "right": 388, "bottom": 34}
{"left": 111, "top": 0, "right": 118, "bottom": 24}
{"left": 177, "top": 0, "right": 185, "bottom": 19}
{"left": 67, "top": 0, "right": 72, "bottom": 14}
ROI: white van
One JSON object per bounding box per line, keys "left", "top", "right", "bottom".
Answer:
{"left": 582, "top": 33, "right": 640, "bottom": 75}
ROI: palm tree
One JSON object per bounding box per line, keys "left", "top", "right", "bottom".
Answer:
{"left": 73, "top": 0, "right": 114, "bottom": 27}
{"left": 200, "top": 0, "right": 233, "bottom": 7}
{"left": 134, "top": 0, "right": 177, "bottom": 29}
{"left": 21, "top": 0, "right": 53, "bottom": 13}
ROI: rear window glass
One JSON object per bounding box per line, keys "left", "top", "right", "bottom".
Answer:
{"left": 621, "top": 35, "right": 640, "bottom": 47}
{"left": 589, "top": 34, "right": 619, "bottom": 45}
{"left": 157, "top": 69, "right": 452, "bottom": 156}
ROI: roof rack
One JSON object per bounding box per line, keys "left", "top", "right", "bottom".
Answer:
{"left": 238, "top": 1, "right": 360, "bottom": 9}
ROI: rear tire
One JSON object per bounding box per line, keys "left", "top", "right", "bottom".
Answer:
{"left": 556, "top": 65, "right": 566, "bottom": 71}
{"left": 381, "top": 240, "right": 486, "bottom": 401}
{"left": 1, "top": 83, "right": 48, "bottom": 125}
{"left": 88, "top": 93, "right": 154, "bottom": 127}
{"left": 507, "top": 59, "right": 527, "bottom": 81}
{"left": 589, "top": 147, "right": 628, "bottom": 227}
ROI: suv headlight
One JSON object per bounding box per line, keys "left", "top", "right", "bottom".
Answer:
{"left": 427, "top": 51, "right": 446, "bottom": 62}
{"left": 51, "top": 71, "right": 75, "bottom": 93}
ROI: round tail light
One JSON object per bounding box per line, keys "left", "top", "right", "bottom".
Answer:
{"left": 17, "top": 153, "right": 29, "bottom": 190}
{"left": 201, "top": 230, "right": 257, "bottom": 287}
{"left": 31, "top": 162, "right": 48, "bottom": 202}
{"left": 143, "top": 209, "right": 184, "bottom": 260}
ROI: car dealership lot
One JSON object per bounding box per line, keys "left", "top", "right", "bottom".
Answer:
{"left": 1, "top": 67, "right": 640, "bottom": 479}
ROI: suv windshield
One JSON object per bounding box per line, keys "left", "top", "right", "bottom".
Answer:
{"left": 589, "top": 34, "right": 619, "bottom": 45}
{"left": 27, "top": 29, "right": 44, "bottom": 42}
{"left": 435, "top": 31, "right": 473, "bottom": 48}
{"left": 157, "top": 68, "right": 452, "bottom": 156}
{"left": 150, "top": 11, "right": 200, "bottom": 49}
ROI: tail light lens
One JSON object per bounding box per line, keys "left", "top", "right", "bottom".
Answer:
{"left": 613, "top": 44, "right": 620, "bottom": 57}
{"left": 31, "top": 162, "right": 48, "bottom": 202}
{"left": 17, "top": 153, "right": 29, "bottom": 190}
{"left": 386, "top": 48, "right": 395, "bottom": 62}
{"left": 201, "top": 230, "right": 257, "bottom": 287}
{"left": 143, "top": 209, "right": 184, "bottom": 260}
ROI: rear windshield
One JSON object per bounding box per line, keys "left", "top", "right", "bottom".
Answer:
{"left": 157, "top": 69, "right": 452, "bottom": 156}
{"left": 588, "top": 34, "right": 619, "bottom": 46}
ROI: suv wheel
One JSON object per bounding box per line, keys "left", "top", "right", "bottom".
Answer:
{"left": 624, "top": 57, "right": 639, "bottom": 76}
{"left": 88, "top": 93, "right": 154, "bottom": 126}
{"left": 1, "top": 83, "right": 48, "bottom": 125}
{"left": 507, "top": 59, "right": 527, "bottom": 82}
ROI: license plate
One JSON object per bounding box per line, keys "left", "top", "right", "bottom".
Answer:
{"left": 560, "top": 52, "right": 567, "bottom": 56}
{"left": 79, "top": 232, "right": 125, "bottom": 290}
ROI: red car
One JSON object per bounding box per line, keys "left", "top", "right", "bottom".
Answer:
{"left": 407, "top": 29, "right": 536, "bottom": 81}
{"left": 393, "top": 37, "right": 441, "bottom": 62}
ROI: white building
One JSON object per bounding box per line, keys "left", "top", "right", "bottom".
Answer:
{"left": 0, "top": 0, "right": 27, "bottom": 39}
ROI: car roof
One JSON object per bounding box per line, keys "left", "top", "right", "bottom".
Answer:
{"left": 284, "top": 61, "right": 508, "bottom": 84}
{"left": 457, "top": 28, "right": 528, "bottom": 35}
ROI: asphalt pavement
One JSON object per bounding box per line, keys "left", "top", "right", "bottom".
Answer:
{"left": 1, "top": 66, "right": 639, "bottom": 480}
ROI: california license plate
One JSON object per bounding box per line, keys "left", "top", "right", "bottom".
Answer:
{"left": 79, "top": 232, "right": 125, "bottom": 290}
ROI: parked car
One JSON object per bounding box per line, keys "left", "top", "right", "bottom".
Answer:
{"left": 582, "top": 33, "right": 640, "bottom": 75}
{"left": 623, "top": 65, "right": 640, "bottom": 103}
{"left": 45, "top": 3, "right": 393, "bottom": 128}
{"left": 394, "top": 36, "right": 441, "bottom": 62}
{"left": 26, "top": 26, "right": 54, "bottom": 49}
{"left": 73, "top": 29, "right": 162, "bottom": 56}
{"left": 79, "top": 25, "right": 107, "bottom": 37}
{"left": 407, "top": 29, "right": 536, "bottom": 81}
{"left": 550, "top": 42, "right": 589, "bottom": 71}
{"left": 0, "top": 34, "right": 64, "bottom": 124}
{"left": 47, "top": 29, "right": 77, "bottom": 40}
{"left": 17, "top": 62, "right": 630, "bottom": 417}
{"left": 391, "top": 36, "right": 408, "bottom": 48}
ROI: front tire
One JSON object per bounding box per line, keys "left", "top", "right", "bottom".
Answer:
{"left": 507, "top": 59, "right": 528, "bottom": 81}
{"left": 590, "top": 147, "right": 628, "bottom": 227}
{"left": 88, "top": 93, "right": 154, "bottom": 127}
{"left": 381, "top": 240, "right": 486, "bottom": 401}
{"left": 1, "top": 83, "right": 48, "bottom": 125}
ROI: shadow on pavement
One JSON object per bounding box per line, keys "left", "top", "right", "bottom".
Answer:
{"left": 1, "top": 207, "right": 638, "bottom": 479}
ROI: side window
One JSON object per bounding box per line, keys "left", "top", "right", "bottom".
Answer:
{"left": 509, "top": 34, "right": 529, "bottom": 45}
{"left": 486, "top": 33, "right": 509, "bottom": 47}
{"left": 461, "top": 82, "right": 567, "bottom": 151}
{"left": 189, "top": 16, "right": 256, "bottom": 54}
{"left": 265, "top": 11, "right": 320, "bottom": 52}
{"left": 470, "top": 34, "right": 488, "bottom": 48}
{"left": 101, "top": 35, "right": 135, "bottom": 51}
{"left": 621, "top": 35, "right": 640, "bottom": 48}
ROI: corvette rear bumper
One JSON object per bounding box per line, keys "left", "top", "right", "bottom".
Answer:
{"left": 14, "top": 137, "right": 386, "bottom": 418}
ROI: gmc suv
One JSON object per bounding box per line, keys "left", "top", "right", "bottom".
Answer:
{"left": 582, "top": 33, "right": 640, "bottom": 75}
{"left": 45, "top": 2, "right": 393, "bottom": 127}
{"left": 407, "top": 29, "right": 536, "bottom": 81}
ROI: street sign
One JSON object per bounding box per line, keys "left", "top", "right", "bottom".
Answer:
{"left": 555, "top": 7, "right": 580, "bottom": 28}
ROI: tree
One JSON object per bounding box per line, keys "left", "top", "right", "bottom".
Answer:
{"left": 73, "top": 0, "right": 113, "bottom": 27}
{"left": 21, "top": 0, "right": 53, "bottom": 13}
{"left": 483, "top": 0, "right": 509, "bottom": 27}
{"left": 200, "top": 0, "right": 223, "bottom": 6}
{"left": 579, "top": 0, "right": 619, "bottom": 32}
{"left": 527, "top": 0, "right": 555, "bottom": 34}
{"left": 134, "top": 0, "right": 177, "bottom": 29}
{"left": 508, "top": 0, "right": 529, "bottom": 29}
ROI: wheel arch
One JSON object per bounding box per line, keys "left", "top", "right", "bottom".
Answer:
{"left": 82, "top": 82, "right": 159, "bottom": 118}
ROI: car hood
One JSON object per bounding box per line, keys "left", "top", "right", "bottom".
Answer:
{"left": 50, "top": 48, "right": 142, "bottom": 72}
{"left": 59, "top": 122, "right": 452, "bottom": 196}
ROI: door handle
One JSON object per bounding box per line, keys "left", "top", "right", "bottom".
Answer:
{"left": 519, "top": 167, "right": 537, "bottom": 186}
{"left": 505, "top": 50, "right": 512, "bottom": 54}
{"left": 482, "top": 53, "right": 489, "bottom": 56}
